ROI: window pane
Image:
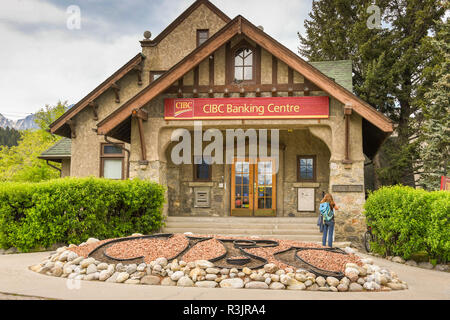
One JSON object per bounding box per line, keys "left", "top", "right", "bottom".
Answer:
{"left": 197, "top": 31, "right": 208, "bottom": 46}
{"left": 103, "top": 145, "right": 122, "bottom": 155}
{"left": 243, "top": 51, "right": 253, "bottom": 65}
{"left": 196, "top": 163, "right": 210, "bottom": 180}
{"left": 235, "top": 54, "right": 244, "bottom": 67}
{"left": 152, "top": 73, "right": 163, "bottom": 81}
{"left": 235, "top": 67, "right": 243, "bottom": 80}
{"left": 244, "top": 67, "right": 253, "bottom": 80}
{"left": 299, "top": 157, "right": 314, "bottom": 180}
{"left": 103, "top": 159, "right": 122, "bottom": 179}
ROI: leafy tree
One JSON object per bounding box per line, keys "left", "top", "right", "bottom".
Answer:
{"left": 417, "top": 18, "right": 450, "bottom": 189}
{"left": 34, "top": 101, "right": 68, "bottom": 131}
{"left": 0, "top": 101, "right": 68, "bottom": 182}
{"left": 298, "top": 0, "right": 446, "bottom": 187}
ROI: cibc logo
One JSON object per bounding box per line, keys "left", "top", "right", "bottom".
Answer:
{"left": 174, "top": 100, "right": 194, "bottom": 117}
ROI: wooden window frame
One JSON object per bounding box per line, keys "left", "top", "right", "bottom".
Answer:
{"left": 228, "top": 39, "right": 259, "bottom": 85}
{"left": 150, "top": 71, "right": 166, "bottom": 83}
{"left": 196, "top": 29, "right": 210, "bottom": 47}
{"left": 100, "top": 143, "right": 125, "bottom": 180}
{"left": 297, "top": 155, "right": 317, "bottom": 182}
{"left": 193, "top": 156, "right": 212, "bottom": 182}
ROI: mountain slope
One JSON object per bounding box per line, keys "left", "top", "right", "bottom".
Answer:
{"left": 0, "top": 113, "right": 38, "bottom": 130}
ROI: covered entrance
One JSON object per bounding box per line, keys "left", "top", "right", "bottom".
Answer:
{"left": 231, "top": 158, "right": 277, "bottom": 217}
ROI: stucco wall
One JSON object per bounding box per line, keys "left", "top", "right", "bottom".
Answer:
{"left": 61, "top": 159, "right": 71, "bottom": 178}
{"left": 142, "top": 3, "right": 227, "bottom": 73}
{"left": 70, "top": 71, "right": 139, "bottom": 178}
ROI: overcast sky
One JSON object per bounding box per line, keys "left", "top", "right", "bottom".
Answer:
{"left": 0, "top": 0, "right": 313, "bottom": 120}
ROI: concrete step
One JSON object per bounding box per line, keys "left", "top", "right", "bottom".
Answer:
{"left": 162, "top": 227, "right": 321, "bottom": 236}
{"left": 164, "top": 222, "right": 318, "bottom": 231}
{"left": 165, "top": 216, "right": 318, "bottom": 224}
{"left": 162, "top": 232, "right": 324, "bottom": 242}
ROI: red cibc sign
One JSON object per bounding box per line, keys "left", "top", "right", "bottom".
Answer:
{"left": 164, "top": 96, "right": 329, "bottom": 120}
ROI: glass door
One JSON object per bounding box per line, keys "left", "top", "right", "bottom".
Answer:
{"left": 231, "top": 158, "right": 276, "bottom": 217}
{"left": 254, "top": 159, "right": 276, "bottom": 216}
{"left": 231, "top": 160, "right": 253, "bottom": 216}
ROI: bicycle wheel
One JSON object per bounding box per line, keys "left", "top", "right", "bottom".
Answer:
{"left": 364, "top": 231, "right": 372, "bottom": 252}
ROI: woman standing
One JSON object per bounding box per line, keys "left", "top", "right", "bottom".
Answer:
{"left": 319, "top": 193, "right": 339, "bottom": 247}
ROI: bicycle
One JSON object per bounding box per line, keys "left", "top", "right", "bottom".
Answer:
{"left": 363, "top": 225, "right": 375, "bottom": 253}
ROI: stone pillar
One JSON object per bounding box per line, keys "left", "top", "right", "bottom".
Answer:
{"left": 329, "top": 160, "right": 366, "bottom": 246}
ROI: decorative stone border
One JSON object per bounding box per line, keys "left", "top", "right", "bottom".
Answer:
{"left": 29, "top": 238, "right": 409, "bottom": 292}
{"left": 366, "top": 253, "right": 449, "bottom": 272}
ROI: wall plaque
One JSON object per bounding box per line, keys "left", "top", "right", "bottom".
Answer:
{"left": 332, "top": 185, "right": 364, "bottom": 192}
{"left": 298, "top": 188, "right": 315, "bottom": 211}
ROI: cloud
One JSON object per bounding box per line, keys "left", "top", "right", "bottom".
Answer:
{"left": 0, "top": 0, "right": 312, "bottom": 119}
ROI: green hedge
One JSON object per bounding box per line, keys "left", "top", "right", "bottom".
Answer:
{"left": 0, "top": 178, "right": 165, "bottom": 252}
{"left": 364, "top": 185, "right": 449, "bottom": 262}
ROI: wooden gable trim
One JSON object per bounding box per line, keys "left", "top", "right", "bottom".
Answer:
{"left": 98, "top": 15, "right": 393, "bottom": 136}
{"left": 50, "top": 53, "right": 145, "bottom": 136}
{"left": 240, "top": 19, "right": 393, "bottom": 132}
{"left": 141, "top": 0, "right": 230, "bottom": 47}
{"left": 97, "top": 20, "right": 240, "bottom": 135}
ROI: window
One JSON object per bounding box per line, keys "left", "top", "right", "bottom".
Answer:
{"left": 234, "top": 47, "right": 254, "bottom": 81}
{"left": 101, "top": 143, "right": 124, "bottom": 180}
{"left": 297, "top": 156, "right": 316, "bottom": 181}
{"left": 194, "top": 156, "right": 212, "bottom": 182}
{"left": 197, "top": 29, "right": 209, "bottom": 47}
{"left": 150, "top": 71, "right": 165, "bottom": 82}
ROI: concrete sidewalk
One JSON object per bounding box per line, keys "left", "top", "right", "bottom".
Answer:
{"left": 0, "top": 251, "right": 449, "bottom": 300}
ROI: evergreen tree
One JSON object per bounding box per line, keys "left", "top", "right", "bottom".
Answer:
{"left": 0, "top": 127, "right": 20, "bottom": 147}
{"left": 298, "top": 0, "right": 446, "bottom": 187}
{"left": 417, "top": 18, "right": 450, "bottom": 189}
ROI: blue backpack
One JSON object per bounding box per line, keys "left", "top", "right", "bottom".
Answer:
{"left": 319, "top": 202, "right": 334, "bottom": 222}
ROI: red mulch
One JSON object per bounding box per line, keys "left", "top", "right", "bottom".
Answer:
{"left": 66, "top": 233, "right": 362, "bottom": 272}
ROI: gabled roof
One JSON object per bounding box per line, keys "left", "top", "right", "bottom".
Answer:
{"left": 97, "top": 15, "right": 393, "bottom": 136}
{"left": 39, "top": 138, "right": 71, "bottom": 162}
{"left": 141, "top": 0, "right": 230, "bottom": 47}
{"left": 49, "top": 53, "right": 145, "bottom": 138}
{"left": 310, "top": 60, "right": 353, "bottom": 92}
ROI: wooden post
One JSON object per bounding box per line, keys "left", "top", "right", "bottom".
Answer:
{"left": 343, "top": 105, "right": 353, "bottom": 164}
{"left": 132, "top": 109, "right": 148, "bottom": 162}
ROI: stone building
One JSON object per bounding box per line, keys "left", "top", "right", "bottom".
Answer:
{"left": 44, "top": 0, "right": 393, "bottom": 243}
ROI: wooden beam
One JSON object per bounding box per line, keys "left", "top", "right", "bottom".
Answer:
{"left": 164, "top": 83, "right": 318, "bottom": 94}
{"left": 111, "top": 82, "right": 120, "bottom": 103}
{"left": 88, "top": 101, "right": 99, "bottom": 121}
{"left": 272, "top": 55, "right": 278, "bottom": 85}
{"left": 255, "top": 45, "right": 261, "bottom": 85}
{"left": 209, "top": 54, "right": 215, "bottom": 86}
{"left": 225, "top": 41, "right": 231, "bottom": 84}
{"left": 132, "top": 109, "right": 147, "bottom": 161}
{"left": 131, "top": 108, "right": 148, "bottom": 121}
{"left": 67, "top": 119, "right": 76, "bottom": 138}
{"left": 134, "top": 64, "right": 143, "bottom": 85}
{"left": 194, "top": 65, "right": 199, "bottom": 87}
{"left": 343, "top": 105, "right": 353, "bottom": 164}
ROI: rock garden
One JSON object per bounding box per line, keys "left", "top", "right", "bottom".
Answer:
{"left": 29, "top": 233, "right": 409, "bottom": 292}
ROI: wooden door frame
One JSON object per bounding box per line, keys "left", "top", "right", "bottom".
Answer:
{"left": 253, "top": 157, "right": 277, "bottom": 217}
{"left": 230, "top": 157, "right": 277, "bottom": 217}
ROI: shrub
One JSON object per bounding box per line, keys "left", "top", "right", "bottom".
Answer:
{"left": 0, "top": 178, "right": 165, "bottom": 252}
{"left": 364, "top": 185, "right": 449, "bottom": 262}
